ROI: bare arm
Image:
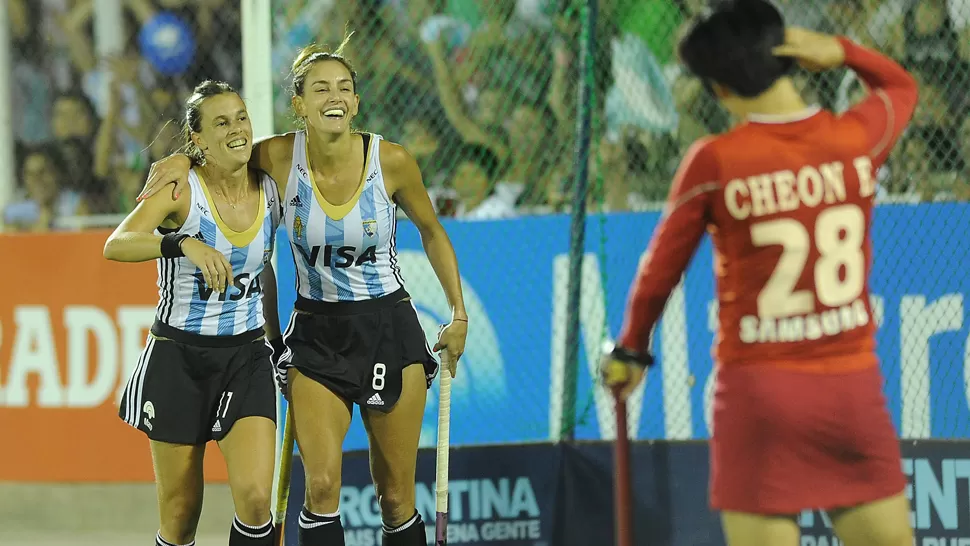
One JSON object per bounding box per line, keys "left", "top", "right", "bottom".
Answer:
{"left": 58, "top": 0, "right": 97, "bottom": 73}
{"left": 385, "top": 140, "right": 468, "bottom": 368}
{"left": 103, "top": 186, "right": 189, "bottom": 262}
{"left": 385, "top": 141, "right": 466, "bottom": 320}
{"left": 93, "top": 80, "right": 122, "bottom": 179}
{"left": 423, "top": 40, "right": 509, "bottom": 160}
{"left": 137, "top": 133, "right": 293, "bottom": 200}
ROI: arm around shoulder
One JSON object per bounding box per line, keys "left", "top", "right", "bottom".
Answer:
{"left": 103, "top": 186, "right": 190, "bottom": 262}
{"left": 252, "top": 133, "right": 295, "bottom": 190}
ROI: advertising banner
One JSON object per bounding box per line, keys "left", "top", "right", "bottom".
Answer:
{"left": 282, "top": 443, "right": 562, "bottom": 546}
{"left": 282, "top": 441, "right": 970, "bottom": 546}
{"left": 0, "top": 231, "right": 229, "bottom": 482}
{"left": 274, "top": 203, "right": 970, "bottom": 448}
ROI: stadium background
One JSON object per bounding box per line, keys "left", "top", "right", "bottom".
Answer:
{"left": 1, "top": 0, "right": 969, "bottom": 544}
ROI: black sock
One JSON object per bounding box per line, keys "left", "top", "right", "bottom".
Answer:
{"left": 229, "top": 514, "right": 274, "bottom": 546}
{"left": 382, "top": 511, "right": 426, "bottom": 546}
{"left": 298, "top": 507, "right": 343, "bottom": 546}
{"left": 156, "top": 532, "right": 195, "bottom": 546}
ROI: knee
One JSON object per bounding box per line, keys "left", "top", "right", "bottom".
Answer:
{"left": 375, "top": 480, "right": 416, "bottom": 526}
{"left": 158, "top": 490, "right": 203, "bottom": 542}
{"left": 233, "top": 481, "right": 272, "bottom": 524}
{"left": 305, "top": 468, "right": 342, "bottom": 510}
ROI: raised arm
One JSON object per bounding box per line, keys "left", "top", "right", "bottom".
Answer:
{"left": 838, "top": 37, "right": 918, "bottom": 166}
{"left": 136, "top": 133, "right": 293, "bottom": 201}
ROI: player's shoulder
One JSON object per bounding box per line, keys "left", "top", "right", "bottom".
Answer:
{"left": 377, "top": 138, "right": 418, "bottom": 172}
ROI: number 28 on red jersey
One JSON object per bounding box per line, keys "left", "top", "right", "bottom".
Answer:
{"left": 725, "top": 153, "right": 878, "bottom": 361}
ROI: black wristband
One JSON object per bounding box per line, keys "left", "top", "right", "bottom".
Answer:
{"left": 610, "top": 344, "right": 654, "bottom": 369}
{"left": 160, "top": 232, "right": 189, "bottom": 258}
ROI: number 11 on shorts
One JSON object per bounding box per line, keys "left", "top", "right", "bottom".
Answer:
{"left": 217, "top": 391, "right": 233, "bottom": 418}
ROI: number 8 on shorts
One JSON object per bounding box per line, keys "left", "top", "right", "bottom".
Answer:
{"left": 372, "top": 363, "right": 387, "bottom": 391}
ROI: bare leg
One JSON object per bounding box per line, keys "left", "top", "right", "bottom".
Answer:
{"left": 721, "top": 511, "right": 801, "bottom": 546}
{"left": 151, "top": 441, "right": 206, "bottom": 545}
{"left": 830, "top": 492, "right": 913, "bottom": 546}
{"left": 362, "top": 365, "right": 428, "bottom": 530}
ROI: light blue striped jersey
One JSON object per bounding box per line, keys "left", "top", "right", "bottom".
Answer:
{"left": 283, "top": 131, "right": 405, "bottom": 302}
{"left": 155, "top": 168, "right": 282, "bottom": 335}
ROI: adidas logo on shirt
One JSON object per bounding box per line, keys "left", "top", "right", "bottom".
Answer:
{"left": 367, "top": 393, "right": 384, "bottom": 406}
{"left": 289, "top": 195, "right": 304, "bottom": 208}
{"left": 212, "top": 419, "right": 222, "bottom": 433}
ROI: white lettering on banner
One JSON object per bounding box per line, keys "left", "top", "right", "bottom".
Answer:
{"left": 65, "top": 306, "right": 118, "bottom": 407}
{"left": 5, "top": 306, "right": 63, "bottom": 407}
{"left": 340, "top": 477, "right": 542, "bottom": 544}
{"left": 0, "top": 305, "right": 156, "bottom": 408}
{"left": 550, "top": 254, "right": 646, "bottom": 441}
{"left": 800, "top": 458, "right": 970, "bottom": 544}
{"left": 901, "top": 295, "right": 963, "bottom": 438}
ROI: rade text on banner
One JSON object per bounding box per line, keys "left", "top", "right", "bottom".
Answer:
{"left": 0, "top": 231, "right": 230, "bottom": 482}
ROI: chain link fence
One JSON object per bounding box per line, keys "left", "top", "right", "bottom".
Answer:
{"left": 4, "top": 0, "right": 241, "bottom": 231}
{"left": 4, "top": 0, "right": 969, "bottom": 442}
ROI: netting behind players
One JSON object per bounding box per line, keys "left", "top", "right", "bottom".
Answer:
{"left": 585, "top": 0, "right": 970, "bottom": 441}
{"left": 7, "top": 0, "right": 970, "bottom": 443}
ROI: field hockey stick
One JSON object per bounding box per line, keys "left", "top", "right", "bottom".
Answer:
{"left": 612, "top": 388, "right": 633, "bottom": 546}
{"left": 435, "top": 349, "right": 454, "bottom": 546}
{"left": 273, "top": 405, "right": 295, "bottom": 546}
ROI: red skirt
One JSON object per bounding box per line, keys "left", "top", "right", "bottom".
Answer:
{"left": 709, "top": 362, "right": 905, "bottom": 514}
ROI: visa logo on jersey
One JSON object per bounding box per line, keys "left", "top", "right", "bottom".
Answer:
{"left": 296, "top": 244, "right": 378, "bottom": 269}
{"left": 193, "top": 272, "right": 263, "bottom": 301}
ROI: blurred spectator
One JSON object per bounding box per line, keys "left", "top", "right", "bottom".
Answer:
{"left": 439, "top": 144, "right": 520, "bottom": 220}
{"left": 7, "top": 0, "right": 970, "bottom": 230}
{"left": 3, "top": 145, "right": 84, "bottom": 232}
{"left": 9, "top": 0, "right": 53, "bottom": 145}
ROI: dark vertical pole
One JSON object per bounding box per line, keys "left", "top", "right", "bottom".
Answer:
{"left": 560, "top": 0, "right": 597, "bottom": 441}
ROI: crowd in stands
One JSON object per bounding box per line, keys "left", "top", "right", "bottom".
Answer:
{"left": 3, "top": 0, "right": 969, "bottom": 232}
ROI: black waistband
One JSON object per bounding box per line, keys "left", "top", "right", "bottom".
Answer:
{"left": 150, "top": 320, "right": 264, "bottom": 347}
{"left": 295, "top": 288, "right": 410, "bottom": 316}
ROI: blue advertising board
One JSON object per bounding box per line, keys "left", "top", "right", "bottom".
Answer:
{"left": 282, "top": 444, "right": 562, "bottom": 546}
{"left": 275, "top": 203, "right": 970, "bottom": 448}
{"left": 282, "top": 441, "right": 970, "bottom": 546}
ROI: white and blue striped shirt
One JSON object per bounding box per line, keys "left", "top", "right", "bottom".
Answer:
{"left": 283, "top": 131, "right": 405, "bottom": 302}
{"left": 155, "top": 169, "right": 282, "bottom": 335}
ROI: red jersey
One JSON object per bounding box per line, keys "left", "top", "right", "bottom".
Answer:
{"left": 617, "top": 38, "right": 918, "bottom": 373}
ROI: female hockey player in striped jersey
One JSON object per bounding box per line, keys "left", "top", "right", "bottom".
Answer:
{"left": 105, "top": 80, "right": 284, "bottom": 546}
{"left": 136, "top": 34, "right": 468, "bottom": 546}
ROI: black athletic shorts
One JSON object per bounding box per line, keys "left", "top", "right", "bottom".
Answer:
{"left": 118, "top": 321, "right": 277, "bottom": 445}
{"left": 281, "top": 288, "right": 439, "bottom": 412}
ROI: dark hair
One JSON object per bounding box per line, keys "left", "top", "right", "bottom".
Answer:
{"left": 291, "top": 33, "right": 358, "bottom": 96}
{"left": 678, "top": 0, "right": 794, "bottom": 98}
{"left": 18, "top": 143, "right": 67, "bottom": 185}
{"left": 53, "top": 91, "right": 99, "bottom": 133}
{"left": 455, "top": 144, "right": 503, "bottom": 182}
{"left": 179, "top": 80, "right": 238, "bottom": 165}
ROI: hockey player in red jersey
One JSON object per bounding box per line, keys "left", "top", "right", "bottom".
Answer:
{"left": 601, "top": 1, "right": 918, "bottom": 545}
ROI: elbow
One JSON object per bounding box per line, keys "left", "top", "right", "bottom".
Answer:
{"left": 102, "top": 236, "right": 124, "bottom": 262}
